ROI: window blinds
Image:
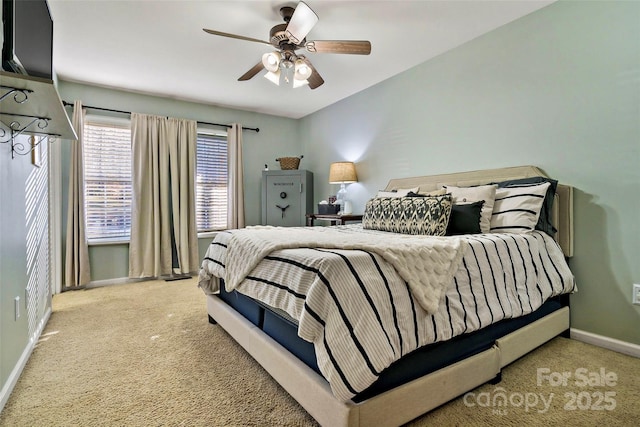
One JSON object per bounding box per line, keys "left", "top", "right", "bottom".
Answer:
{"left": 83, "top": 122, "right": 228, "bottom": 239}
{"left": 196, "top": 133, "right": 228, "bottom": 231}
{"left": 83, "top": 122, "right": 132, "bottom": 240}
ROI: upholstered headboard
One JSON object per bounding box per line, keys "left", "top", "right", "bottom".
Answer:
{"left": 384, "top": 166, "right": 574, "bottom": 257}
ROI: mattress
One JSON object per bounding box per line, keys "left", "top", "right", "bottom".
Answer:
{"left": 199, "top": 225, "right": 575, "bottom": 402}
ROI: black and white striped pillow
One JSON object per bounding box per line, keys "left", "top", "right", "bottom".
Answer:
{"left": 490, "top": 182, "right": 551, "bottom": 233}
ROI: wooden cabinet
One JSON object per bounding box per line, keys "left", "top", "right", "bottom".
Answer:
{"left": 262, "top": 170, "right": 313, "bottom": 227}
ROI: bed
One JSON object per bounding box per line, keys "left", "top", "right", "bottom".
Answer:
{"left": 198, "top": 165, "right": 575, "bottom": 426}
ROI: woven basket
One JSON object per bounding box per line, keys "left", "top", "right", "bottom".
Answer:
{"left": 276, "top": 155, "right": 303, "bottom": 170}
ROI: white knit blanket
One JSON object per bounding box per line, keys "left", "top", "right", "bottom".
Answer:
{"left": 221, "top": 226, "right": 468, "bottom": 314}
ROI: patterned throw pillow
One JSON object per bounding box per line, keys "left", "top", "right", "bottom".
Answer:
{"left": 376, "top": 187, "right": 419, "bottom": 198}
{"left": 362, "top": 195, "right": 452, "bottom": 236}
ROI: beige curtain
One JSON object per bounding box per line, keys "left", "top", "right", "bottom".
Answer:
{"left": 64, "top": 101, "right": 91, "bottom": 287}
{"left": 129, "top": 113, "right": 198, "bottom": 278}
{"left": 227, "top": 123, "right": 245, "bottom": 229}
{"left": 167, "top": 118, "right": 199, "bottom": 274}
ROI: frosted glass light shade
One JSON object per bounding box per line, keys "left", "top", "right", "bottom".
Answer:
{"left": 293, "top": 78, "right": 308, "bottom": 88}
{"left": 294, "top": 59, "right": 312, "bottom": 80}
{"left": 262, "top": 52, "right": 281, "bottom": 72}
{"left": 264, "top": 70, "right": 281, "bottom": 85}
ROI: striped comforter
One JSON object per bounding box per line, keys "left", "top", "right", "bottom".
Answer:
{"left": 198, "top": 225, "right": 576, "bottom": 402}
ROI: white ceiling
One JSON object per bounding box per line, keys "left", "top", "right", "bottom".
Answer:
{"left": 48, "top": 0, "right": 554, "bottom": 119}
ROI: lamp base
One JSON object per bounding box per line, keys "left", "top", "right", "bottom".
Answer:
{"left": 336, "top": 183, "right": 347, "bottom": 215}
{"left": 343, "top": 200, "right": 353, "bottom": 215}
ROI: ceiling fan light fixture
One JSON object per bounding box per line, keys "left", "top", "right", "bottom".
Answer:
{"left": 264, "top": 69, "right": 281, "bottom": 85}
{"left": 280, "top": 58, "right": 294, "bottom": 70}
{"left": 294, "top": 59, "right": 312, "bottom": 80}
{"left": 293, "top": 78, "right": 309, "bottom": 89}
{"left": 262, "top": 52, "right": 281, "bottom": 72}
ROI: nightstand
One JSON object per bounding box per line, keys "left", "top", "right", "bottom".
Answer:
{"left": 305, "top": 213, "right": 363, "bottom": 226}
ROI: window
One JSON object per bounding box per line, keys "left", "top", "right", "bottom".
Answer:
{"left": 83, "top": 121, "right": 132, "bottom": 241}
{"left": 83, "top": 120, "right": 227, "bottom": 240}
{"left": 196, "top": 133, "right": 228, "bottom": 232}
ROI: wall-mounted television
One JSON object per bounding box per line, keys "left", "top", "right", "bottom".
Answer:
{"left": 2, "top": 0, "right": 54, "bottom": 80}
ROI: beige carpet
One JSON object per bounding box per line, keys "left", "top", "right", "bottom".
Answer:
{"left": 1, "top": 278, "right": 638, "bottom": 426}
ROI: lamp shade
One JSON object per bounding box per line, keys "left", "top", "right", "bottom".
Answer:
{"left": 329, "top": 162, "right": 358, "bottom": 184}
{"left": 262, "top": 51, "right": 281, "bottom": 72}
{"left": 264, "top": 70, "right": 281, "bottom": 85}
{"left": 294, "top": 58, "right": 312, "bottom": 80}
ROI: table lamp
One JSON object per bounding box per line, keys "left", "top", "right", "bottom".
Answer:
{"left": 329, "top": 161, "right": 358, "bottom": 214}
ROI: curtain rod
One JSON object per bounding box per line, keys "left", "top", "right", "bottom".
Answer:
{"left": 61, "top": 101, "right": 260, "bottom": 133}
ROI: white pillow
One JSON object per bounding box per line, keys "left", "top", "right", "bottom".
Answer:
{"left": 490, "top": 182, "right": 551, "bottom": 233}
{"left": 444, "top": 184, "right": 497, "bottom": 233}
{"left": 376, "top": 187, "right": 419, "bottom": 198}
{"left": 418, "top": 188, "right": 446, "bottom": 197}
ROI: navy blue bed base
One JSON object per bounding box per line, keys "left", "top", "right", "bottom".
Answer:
{"left": 214, "top": 283, "right": 568, "bottom": 402}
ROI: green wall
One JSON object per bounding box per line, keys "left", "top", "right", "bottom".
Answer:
{"left": 57, "top": 81, "right": 301, "bottom": 280}
{"left": 301, "top": 0, "right": 640, "bottom": 345}
{"left": 0, "top": 134, "right": 31, "bottom": 392}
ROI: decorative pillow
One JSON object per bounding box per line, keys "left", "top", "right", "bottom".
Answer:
{"left": 418, "top": 188, "right": 447, "bottom": 197}
{"left": 406, "top": 189, "right": 446, "bottom": 198}
{"left": 444, "top": 184, "right": 497, "bottom": 233}
{"left": 495, "top": 176, "right": 558, "bottom": 236}
{"left": 446, "top": 201, "right": 484, "bottom": 236}
{"left": 490, "top": 182, "right": 551, "bottom": 233}
{"left": 362, "top": 195, "right": 452, "bottom": 236}
{"left": 376, "top": 191, "right": 401, "bottom": 198}
{"left": 376, "top": 187, "right": 419, "bottom": 198}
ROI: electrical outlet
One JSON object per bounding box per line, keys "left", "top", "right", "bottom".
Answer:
{"left": 14, "top": 296, "right": 20, "bottom": 320}
{"left": 633, "top": 284, "right": 640, "bottom": 306}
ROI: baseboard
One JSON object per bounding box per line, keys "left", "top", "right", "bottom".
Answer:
{"left": 570, "top": 328, "right": 640, "bottom": 358}
{"left": 84, "top": 277, "right": 147, "bottom": 289}
{"left": 0, "top": 307, "right": 52, "bottom": 412}
{"left": 84, "top": 275, "right": 193, "bottom": 289}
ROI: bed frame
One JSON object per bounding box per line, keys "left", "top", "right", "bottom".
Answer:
{"left": 205, "top": 165, "right": 573, "bottom": 426}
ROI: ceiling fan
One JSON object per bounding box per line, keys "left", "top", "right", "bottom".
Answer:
{"left": 203, "top": 1, "right": 371, "bottom": 89}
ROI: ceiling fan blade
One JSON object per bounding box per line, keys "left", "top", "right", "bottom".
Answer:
{"left": 303, "top": 58, "right": 324, "bottom": 90}
{"left": 203, "top": 28, "right": 271, "bottom": 46}
{"left": 305, "top": 40, "right": 371, "bottom": 55}
{"left": 285, "top": 1, "right": 319, "bottom": 45}
{"left": 238, "top": 62, "right": 265, "bottom": 81}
